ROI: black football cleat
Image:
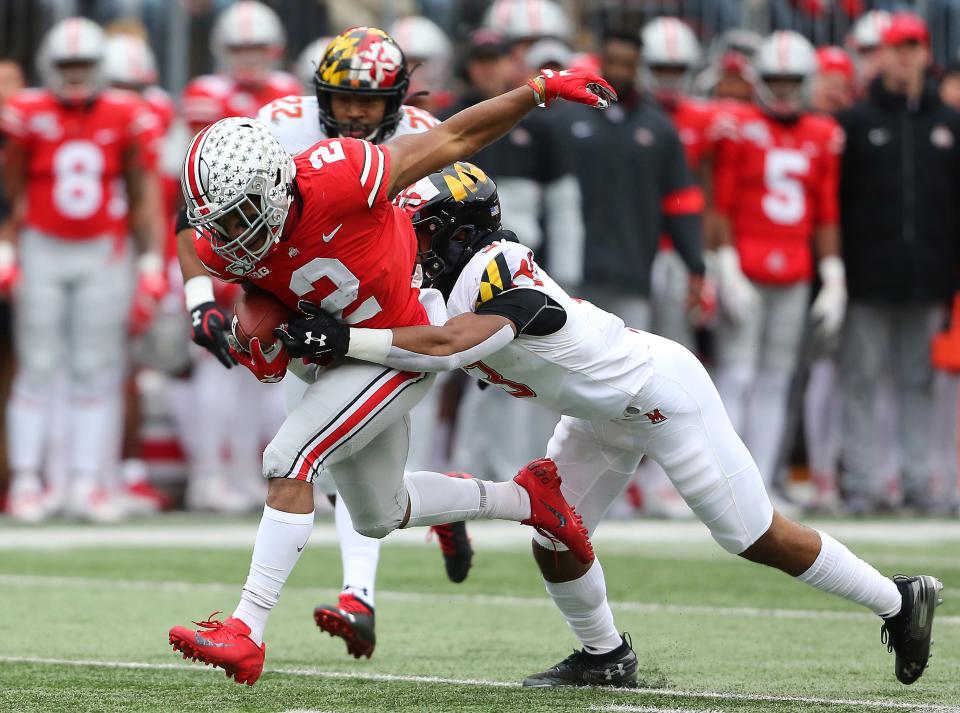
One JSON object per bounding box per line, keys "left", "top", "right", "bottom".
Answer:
{"left": 880, "top": 574, "right": 943, "bottom": 684}
{"left": 431, "top": 522, "right": 473, "bottom": 583}
{"left": 522, "top": 634, "right": 638, "bottom": 688}
{"left": 314, "top": 593, "right": 376, "bottom": 659}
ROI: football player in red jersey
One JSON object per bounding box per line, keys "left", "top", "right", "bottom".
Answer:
{"left": 0, "top": 17, "right": 164, "bottom": 523}
{"left": 180, "top": 0, "right": 300, "bottom": 135}
{"left": 711, "top": 31, "right": 847, "bottom": 504}
{"left": 167, "top": 66, "right": 616, "bottom": 685}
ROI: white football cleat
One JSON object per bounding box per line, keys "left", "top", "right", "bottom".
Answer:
{"left": 185, "top": 476, "right": 255, "bottom": 514}
{"left": 67, "top": 489, "right": 127, "bottom": 524}
{"left": 7, "top": 489, "right": 49, "bottom": 524}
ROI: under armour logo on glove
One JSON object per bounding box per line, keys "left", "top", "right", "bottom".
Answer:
{"left": 275, "top": 300, "right": 350, "bottom": 359}
{"left": 190, "top": 301, "right": 236, "bottom": 369}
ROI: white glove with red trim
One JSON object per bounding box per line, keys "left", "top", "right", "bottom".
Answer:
{"left": 0, "top": 241, "right": 19, "bottom": 294}
{"left": 810, "top": 256, "right": 847, "bottom": 340}
{"left": 527, "top": 68, "right": 618, "bottom": 109}
{"left": 712, "top": 246, "right": 760, "bottom": 326}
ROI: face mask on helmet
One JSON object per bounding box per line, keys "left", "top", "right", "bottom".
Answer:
{"left": 754, "top": 32, "right": 816, "bottom": 119}
{"left": 38, "top": 17, "right": 106, "bottom": 104}
{"left": 757, "top": 74, "right": 808, "bottom": 117}
{"left": 211, "top": 1, "right": 285, "bottom": 85}
{"left": 314, "top": 27, "right": 410, "bottom": 143}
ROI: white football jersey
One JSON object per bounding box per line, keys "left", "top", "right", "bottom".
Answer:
{"left": 257, "top": 95, "right": 440, "bottom": 154}
{"left": 446, "top": 241, "right": 653, "bottom": 421}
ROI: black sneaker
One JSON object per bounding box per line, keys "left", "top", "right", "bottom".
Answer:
{"left": 313, "top": 593, "right": 376, "bottom": 659}
{"left": 880, "top": 574, "right": 943, "bottom": 684}
{"left": 522, "top": 634, "right": 638, "bottom": 688}
{"left": 430, "top": 522, "right": 473, "bottom": 583}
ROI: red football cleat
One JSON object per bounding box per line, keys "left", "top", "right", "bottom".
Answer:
{"left": 514, "top": 457, "right": 594, "bottom": 564}
{"left": 314, "top": 593, "right": 376, "bottom": 659}
{"left": 168, "top": 612, "right": 265, "bottom": 686}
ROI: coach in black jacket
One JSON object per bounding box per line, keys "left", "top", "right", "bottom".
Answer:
{"left": 836, "top": 13, "right": 960, "bottom": 512}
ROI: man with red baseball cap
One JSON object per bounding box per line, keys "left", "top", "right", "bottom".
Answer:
{"left": 835, "top": 11, "right": 960, "bottom": 515}
{"left": 812, "top": 46, "right": 856, "bottom": 113}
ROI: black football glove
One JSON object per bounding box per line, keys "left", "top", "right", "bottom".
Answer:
{"left": 274, "top": 300, "right": 350, "bottom": 359}
{"left": 189, "top": 301, "right": 235, "bottom": 368}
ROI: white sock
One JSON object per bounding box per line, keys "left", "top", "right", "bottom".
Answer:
{"left": 477, "top": 479, "right": 531, "bottom": 521}
{"left": 544, "top": 559, "right": 623, "bottom": 654}
{"left": 798, "top": 530, "right": 902, "bottom": 618}
{"left": 404, "top": 470, "right": 482, "bottom": 527}
{"left": 233, "top": 505, "right": 314, "bottom": 645}
{"left": 335, "top": 495, "right": 379, "bottom": 607}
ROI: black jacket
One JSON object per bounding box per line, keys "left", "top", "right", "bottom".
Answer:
{"left": 837, "top": 78, "right": 960, "bottom": 303}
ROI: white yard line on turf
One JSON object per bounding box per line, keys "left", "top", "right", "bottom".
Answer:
{"left": 591, "top": 706, "right": 723, "bottom": 713}
{"left": 0, "top": 656, "right": 956, "bottom": 712}
{"left": 2, "top": 519, "right": 960, "bottom": 551}
{"left": 2, "top": 572, "right": 959, "bottom": 627}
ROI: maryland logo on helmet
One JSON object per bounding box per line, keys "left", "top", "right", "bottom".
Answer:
{"left": 441, "top": 162, "right": 492, "bottom": 202}
{"left": 316, "top": 27, "right": 408, "bottom": 93}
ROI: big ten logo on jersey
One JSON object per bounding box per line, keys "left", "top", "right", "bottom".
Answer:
{"left": 269, "top": 95, "right": 304, "bottom": 122}
{"left": 463, "top": 361, "right": 536, "bottom": 399}
{"left": 762, "top": 149, "right": 810, "bottom": 226}
{"left": 249, "top": 266, "right": 272, "bottom": 279}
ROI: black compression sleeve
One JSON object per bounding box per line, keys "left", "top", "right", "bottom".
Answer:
{"left": 475, "top": 288, "right": 567, "bottom": 336}
{"left": 175, "top": 208, "right": 191, "bottom": 234}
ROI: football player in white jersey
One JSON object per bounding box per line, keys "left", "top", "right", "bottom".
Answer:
{"left": 255, "top": 26, "right": 468, "bottom": 659}
{"left": 285, "top": 164, "right": 944, "bottom": 688}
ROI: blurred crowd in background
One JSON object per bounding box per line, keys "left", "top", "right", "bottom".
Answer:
{"left": 2, "top": 0, "right": 960, "bottom": 524}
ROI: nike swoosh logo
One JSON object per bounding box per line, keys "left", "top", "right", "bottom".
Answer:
{"left": 195, "top": 634, "right": 232, "bottom": 648}
{"left": 297, "top": 543, "right": 306, "bottom": 552}
{"left": 322, "top": 224, "right": 343, "bottom": 243}
{"left": 541, "top": 501, "right": 567, "bottom": 529}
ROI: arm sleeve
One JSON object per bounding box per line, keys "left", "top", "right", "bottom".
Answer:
{"left": 814, "top": 124, "right": 843, "bottom": 227}
{"left": 475, "top": 288, "right": 567, "bottom": 336}
{"left": 378, "top": 324, "right": 517, "bottom": 372}
{"left": 660, "top": 125, "right": 706, "bottom": 275}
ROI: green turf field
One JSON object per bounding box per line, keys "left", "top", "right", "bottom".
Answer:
{"left": 1, "top": 516, "right": 958, "bottom": 713}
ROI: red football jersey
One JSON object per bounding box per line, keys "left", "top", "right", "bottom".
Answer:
{"left": 195, "top": 137, "right": 428, "bottom": 329}
{"left": 0, "top": 88, "right": 157, "bottom": 239}
{"left": 713, "top": 104, "right": 842, "bottom": 284}
{"left": 181, "top": 72, "right": 301, "bottom": 131}
{"left": 667, "top": 97, "right": 719, "bottom": 171}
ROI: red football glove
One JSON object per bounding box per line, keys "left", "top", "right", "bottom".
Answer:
{"left": 229, "top": 336, "right": 290, "bottom": 383}
{"left": 527, "top": 68, "right": 618, "bottom": 109}
{"left": 0, "top": 241, "right": 19, "bottom": 295}
{"left": 129, "top": 259, "right": 169, "bottom": 336}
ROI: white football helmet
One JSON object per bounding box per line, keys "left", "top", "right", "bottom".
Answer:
{"left": 103, "top": 35, "right": 158, "bottom": 90}
{"left": 182, "top": 118, "right": 296, "bottom": 276}
{"left": 296, "top": 36, "right": 332, "bottom": 90}
{"left": 391, "top": 16, "right": 453, "bottom": 93}
{"left": 210, "top": 1, "right": 285, "bottom": 84}
{"left": 37, "top": 17, "right": 106, "bottom": 102}
{"left": 849, "top": 10, "right": 892, "bottom": 53}
{"left": 642, "top": 17, "right": 702, "bottom": 99}
{"left": 754, "top": 31, "right": 816, "bottom": 116}
{"left": 482, "top": 0, "right": 572, "bottom": 42}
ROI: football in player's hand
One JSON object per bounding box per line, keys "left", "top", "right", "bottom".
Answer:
{"left": 231, "top": 288, "right": 294, "bottom": 354}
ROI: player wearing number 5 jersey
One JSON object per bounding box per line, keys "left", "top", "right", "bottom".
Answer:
{"left": 0, "top": 17, "right": 164, "bottom": 523}
{"left": 168, "top": 62, "right": 617, "bottom": 685}
{"left": 711, "top": 31, "right": 847, "bottom": 495}
{"left": 293, "top": 163, "right": 942, "bottom": 689}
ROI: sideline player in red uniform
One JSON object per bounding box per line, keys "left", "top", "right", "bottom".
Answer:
{"left": 180, "top": 0, "right": 300, "bottom": 135}
{"left": 0, "top": 17, "right": 164, "bottom": 523}
{"left": 711, "top": 31, "right": 847, "bottom": 498}
{"left": 167, "top": 66, "right": 617, "bottom": 684}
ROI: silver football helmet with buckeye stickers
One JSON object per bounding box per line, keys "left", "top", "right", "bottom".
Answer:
{"left": 182, "top": 117, "right": 296, "bottom": 276}
{"left": 37, "top": 17, "right": 106, "bottom": 103}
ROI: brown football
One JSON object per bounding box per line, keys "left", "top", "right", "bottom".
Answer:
{"left": 231, "top": 288, "right": 294, "bottom": 353}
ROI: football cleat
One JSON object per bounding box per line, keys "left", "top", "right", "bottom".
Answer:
{"left": 314, "top": 593, "right": 376, "bottom": 659}
{"left": 168, "top": 612, "right": 265, "bottom": 686}
{"left": 522, "top": 634, "right": 638, "bottom": 688}
{"left": 430, "top": 522, "right": 473, "bottom": 583}
{"left": 881, "top": 574, "right": 943, "bottom": 684}
{"left": 514, "top": 458, "right": 594, "bottom": 564}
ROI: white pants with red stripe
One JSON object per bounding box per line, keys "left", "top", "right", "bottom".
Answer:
{"left": 265, "top": 360, "right": 434, "bottom": 538}
{"left": 534, "top": 334, "right": 774, "bottom": 555}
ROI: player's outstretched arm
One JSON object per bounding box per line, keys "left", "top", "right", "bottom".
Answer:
{"left": 276, "top": 305, "right": 517, "bottom": 373}
{"left": 384, "top": 69, "right": 616, "bottom": 199}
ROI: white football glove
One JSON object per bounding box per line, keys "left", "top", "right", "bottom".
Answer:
{"left": 810, "top": 255, "right": 847, "bottom": 340}
{"left": 711, "top": 246, "right": 760, "bottom": 326}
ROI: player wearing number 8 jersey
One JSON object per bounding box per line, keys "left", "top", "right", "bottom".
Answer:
{"left": 169, "top": 61, "right": 618, "bottom": 685}
{"left": 711, "top": 31, "right": 847, "bottom": 496}
{"left": 0, "top": 17, "right": 164, "bottom": 523}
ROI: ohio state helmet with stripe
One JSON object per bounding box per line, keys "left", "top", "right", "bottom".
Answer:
{"left": 103, "top": 34, "right": 158, "bottom": 90}
{"left": 641, "top": 17, "right": 701, "bottom": 99}
{"left": 182, "top": 117, "right": 296, "bottom": 277}
{"left": 754, "top": 31, "right": 816, "bottom": 117}
{"left": 482, "top": 0, "right": 572, "bottom": 41}
{"left": 849, "top": 10, "right": 892, "bottom": 52}
{"left": 211, "top": 0, "right": 285, "bottom": 83}
{"left": 37, "top": 17, "right": 106, "bottom": 102}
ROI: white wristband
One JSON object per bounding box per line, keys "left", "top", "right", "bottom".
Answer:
{"left": 818, "top": 255, "right": 846, "bottom": 286}
{"left": 346, "top": 328, "right": 393, "bottom": 363}
{"left": 137, "top": 252, "right": 164, "bottom": 275}
{"left": 184, "top": 275, "right": 215, "bottom": 311}
{"left": 0, "top": 241, "right": 14, "bottom": 268}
